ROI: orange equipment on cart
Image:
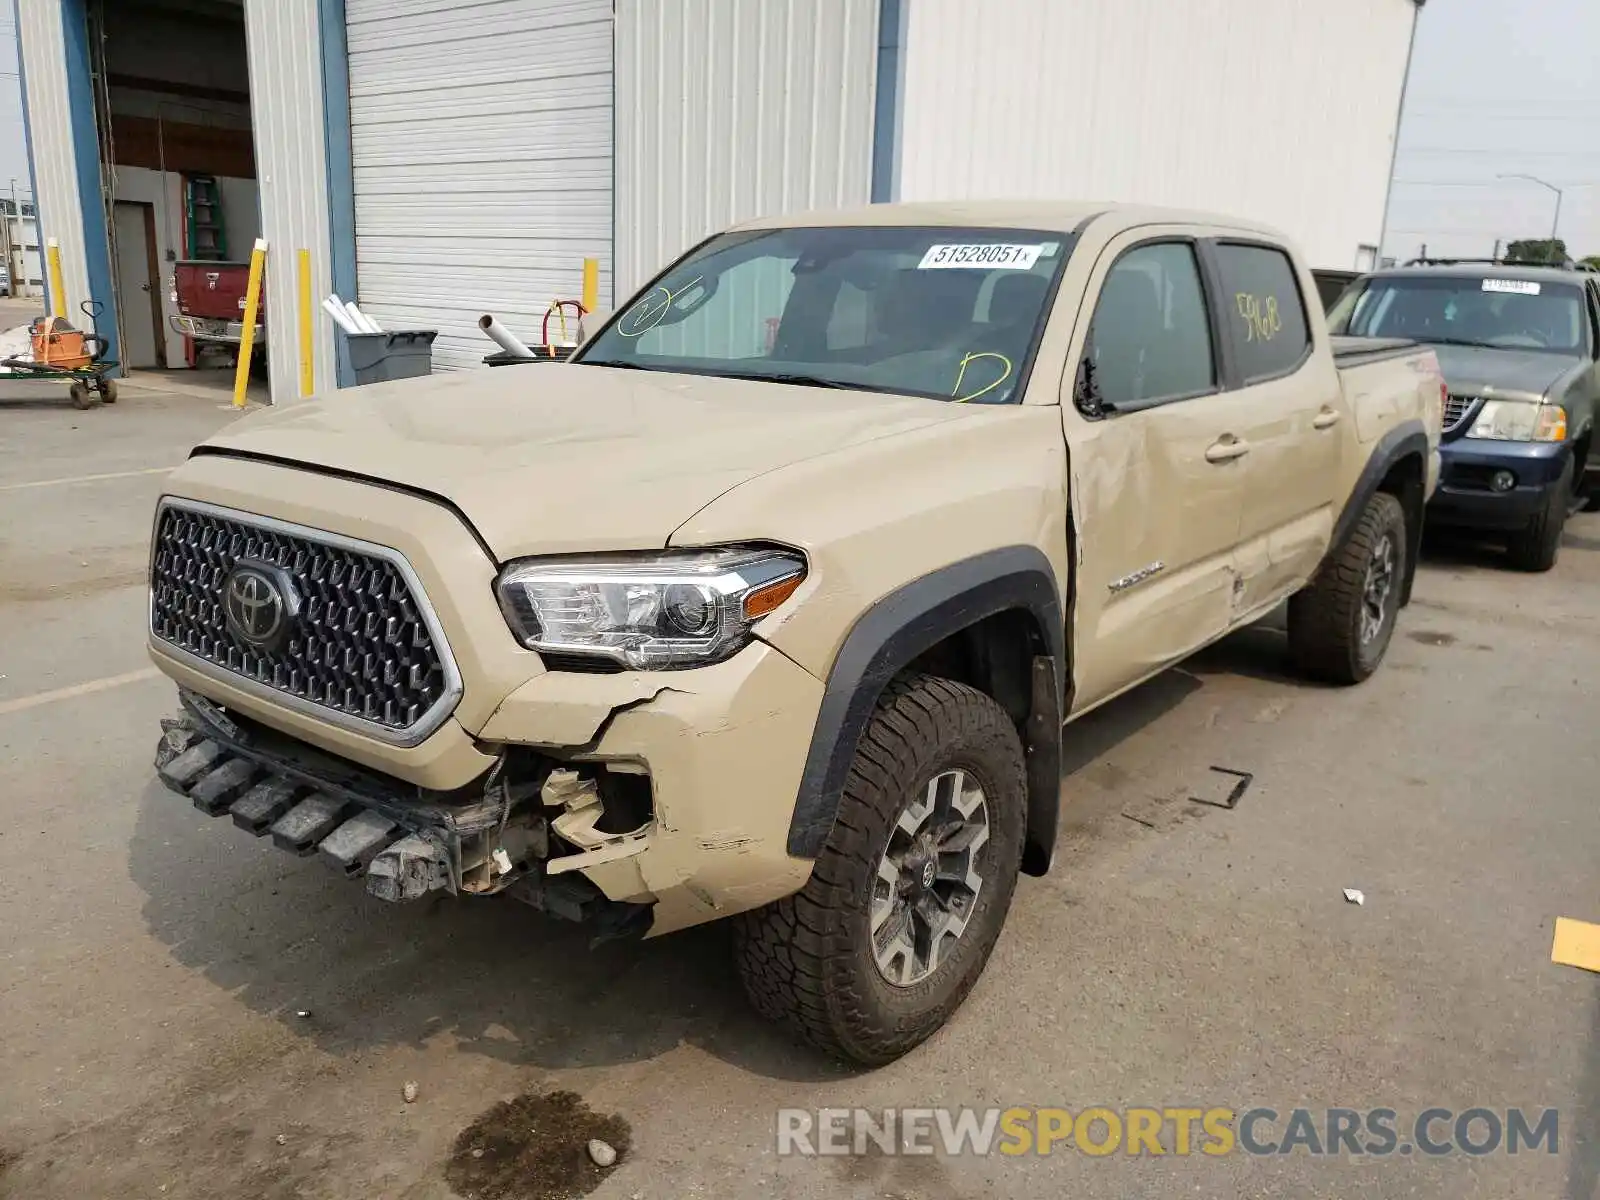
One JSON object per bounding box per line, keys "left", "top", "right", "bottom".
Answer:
{"left": 30, "top": 315, "right": 104, "bottom": 370}
{"left": 2, "top": 302, "right": 120, "bottom": 409}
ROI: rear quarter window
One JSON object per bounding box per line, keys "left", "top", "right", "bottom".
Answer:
{"left": 1215, "top": 243, "right": 1312, "bottom": 382}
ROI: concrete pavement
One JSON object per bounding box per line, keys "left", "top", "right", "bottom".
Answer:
{"left": 1, "top": 387, "right": 1597, "bottom": 1199}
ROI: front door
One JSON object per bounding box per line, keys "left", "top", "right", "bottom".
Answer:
{"left": 1210, "top": 240, "right": 1344, "bottom": 613}
{"left": 112, "top": 201, "right": 162, "bottom": 369}
{"left": 1063, "top": 232, "right": 1257, "bottom": 711}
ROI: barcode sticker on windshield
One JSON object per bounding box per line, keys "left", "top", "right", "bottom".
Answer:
{"left": 1483, "top": 279, "right": 1541, "bottom": 295}
{"left": 918, "top": 244, "right": 1044, "bottom": 270}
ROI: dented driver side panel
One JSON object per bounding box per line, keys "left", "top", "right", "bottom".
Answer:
{"left": 1054, "top": 224, "right": 1262, "bottom": 711}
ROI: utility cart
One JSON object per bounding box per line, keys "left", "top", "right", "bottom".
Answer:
{"left": 1, "top": 303, "right": 119, "bottom": 409}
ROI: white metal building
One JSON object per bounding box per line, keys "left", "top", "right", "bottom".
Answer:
{"left": 17, "top": 0, "right": 1422, "bottom": 403}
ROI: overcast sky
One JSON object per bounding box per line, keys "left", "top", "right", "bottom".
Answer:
{"left": 0, "top": 11, "right": 24, "bottom": 198}
{"left": 0, "top": 3, "right": 1593, "bottom": 261}
{"left": 1383, "top": 0, "right": 1600, "bottom": 263}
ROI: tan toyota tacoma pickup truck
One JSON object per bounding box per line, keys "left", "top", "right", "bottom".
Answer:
{"left": 149, "top": 201, "right": 1442, "bottom": 1064}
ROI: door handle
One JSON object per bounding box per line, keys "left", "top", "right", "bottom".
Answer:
{"left": 140, "top": 282, "right": 151, "bottom": 292}
{"left": 1205, "top": 436, "right": 1251, "bottom": 463}
{"left": 1313, "top": 407, "right": 1341, "bottom": 430}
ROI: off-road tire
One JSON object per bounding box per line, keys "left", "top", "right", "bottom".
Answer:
{"left": 1506, "top": 458, "right": 1571, "bottom": 573}
{"left": 732, "top": 674, "right": 1026, "bottom": 1065}
{"left": 1287, "top": 491, "right": 1407, "bottom": 685}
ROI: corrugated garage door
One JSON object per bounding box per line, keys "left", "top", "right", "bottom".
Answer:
{"left": 346, "top": 0, "right": 612, "bottom": 372}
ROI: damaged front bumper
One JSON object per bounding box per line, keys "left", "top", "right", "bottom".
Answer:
{"left": 154, "top": 692, "right": 648, "bottom": 935}
{"left": 153, "top": 634, "right": 827, "bottom": 937}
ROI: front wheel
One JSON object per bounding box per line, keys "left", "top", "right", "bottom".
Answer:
{"left": 1506, "top": 458, "right": 1571, "bottom": 572}
{"left": 732, "top": 675, "right": 1026, "bottom": 1065}
{"left": 1287, "top": 491, "right": 1407, "bottom": 685}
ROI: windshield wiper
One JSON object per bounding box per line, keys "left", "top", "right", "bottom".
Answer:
{"left": 1416, "top": 336, "right": 1501, "bottom": 350}
{"left": 576, "top": 358, "right": 657, "bottom": 371}
{"left": 708, "top": 370, "right": 919, "bottom": 395}
{"left": 707, "top": 370, "right": 851, "bottom": 389}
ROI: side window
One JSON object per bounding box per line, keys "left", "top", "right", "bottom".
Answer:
{"left": 1085, "top": 241, "right": 1215, "bottom": 409}
{"left": 1214, "top": 243, "right": 1313, "bottom": 382}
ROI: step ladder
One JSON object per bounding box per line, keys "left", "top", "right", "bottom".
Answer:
{"left": 183, "top": 174, "right": 227, "bottom": 261}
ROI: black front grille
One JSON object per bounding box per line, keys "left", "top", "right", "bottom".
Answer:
{"left": 150, "top": 503, "right": 451, "bottom": 735}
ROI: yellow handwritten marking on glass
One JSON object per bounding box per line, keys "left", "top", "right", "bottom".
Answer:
{"left": 952, "top": 351, "right": 1013, "bottom": 402}
{"left": 1235, "top": 293, "right": 1283, "bottom": 343}
{"left": 618, "top": 275, "right": 705, "bottom": 338}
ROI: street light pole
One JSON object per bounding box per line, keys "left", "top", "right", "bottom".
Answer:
{"left": 1498, "top": 173, "right": 1565, "bottom": 256}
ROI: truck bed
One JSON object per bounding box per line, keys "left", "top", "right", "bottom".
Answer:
{"left": 1330, "top": 335, "right": 1418, "bottom": 366}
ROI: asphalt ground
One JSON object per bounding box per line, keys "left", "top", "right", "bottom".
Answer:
{"left": 1, "top": 384, "right": 1597, "bottom": 1199}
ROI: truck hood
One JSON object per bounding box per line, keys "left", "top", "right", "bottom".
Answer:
{"left": 200, "top": 366, "right": 973, "bottom": 561}
{"left": 1429, "top": 344, "right": 1585, "bottom": 401}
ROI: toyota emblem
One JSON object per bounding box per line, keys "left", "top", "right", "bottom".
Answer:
{"left": 222, "top": 562, "right": 299, "bottom": 652}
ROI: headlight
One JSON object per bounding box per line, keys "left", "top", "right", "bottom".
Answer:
{"left": 496, "top": 547, "right": 806, "bottom": 669}
{"left": 1465, "top": 400, "right": 1566, "bottom": 443}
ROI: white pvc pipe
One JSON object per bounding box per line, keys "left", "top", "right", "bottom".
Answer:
{"left": 321, "top": 295, "right": 362, "bottom": 336}
{"left": 479, "top": 313, "right": 534, "bottom": 358}
{"left": 329, "top": 294, "right": 360, "bottom": 325}
{"left": 345, "top": 303, "right": 383, "bottom": 334}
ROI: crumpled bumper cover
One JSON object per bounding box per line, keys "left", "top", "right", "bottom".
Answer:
{"left": 154, "top": 705, "right": 469, "bottom": 903}
{"left": 153, "top": 693, "right": 649, "bottom": 935}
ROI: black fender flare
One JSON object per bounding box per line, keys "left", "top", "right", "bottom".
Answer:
{"left": 785, "top": 545, "right": 1065, "bottom": 877}
{"left": 1325, "top": 419, "right": 1429, "bottom": 606}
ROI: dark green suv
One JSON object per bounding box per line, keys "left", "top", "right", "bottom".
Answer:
{"left": 1330, "top": 264, "right": 1600, "bottom": 571}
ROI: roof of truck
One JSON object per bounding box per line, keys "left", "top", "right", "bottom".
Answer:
{"left": 1370, "top": 263, "right": 1588, "bottom": 285}
{"left": 730, "top": 199, "right": 1287, "bottom": 239}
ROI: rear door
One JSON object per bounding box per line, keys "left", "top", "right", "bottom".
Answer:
{"left": 1209, "top": 240, "right": 1345, "bottom": 613}
{"left": 1062, "top": 230, "right": 1259, "bottom": 710}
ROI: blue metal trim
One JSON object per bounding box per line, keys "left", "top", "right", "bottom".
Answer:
{"left": 869, "top": 0, "right": 907, "bottom": 204}
{"left": 318, "top": 0, "right": 357, "bottom": 387}
{"left": 61, "top": 0, "right": 119, "bottom": 368}
{"left": 13, "top": 0, "right": 45, "bottom": 307}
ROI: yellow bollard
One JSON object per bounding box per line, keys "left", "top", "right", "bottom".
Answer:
{"left": 296, "top": 248, "right": 314, "bottom": 398}
{"left": 582, "top": 257, "right": 599, "bottom": 315}
{"left": 233, "top": 238, "right": 268, "bottom": 409}
{"left": 45, "top": 237, "right": 66, "bottom": 320}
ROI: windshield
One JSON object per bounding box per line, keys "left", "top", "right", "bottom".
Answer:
{"left": 1331, "top": 274, "right": 1589, "bottom": 354}
{"left": 576, "top": 226, "right": 1075, "bottom": 404}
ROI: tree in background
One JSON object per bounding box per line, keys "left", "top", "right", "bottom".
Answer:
{"left": 1504, "top": 238, "right": 1568, "bottom": 265}
{"left": 1583, "top": 255, "right": 1600, "bottom": 272}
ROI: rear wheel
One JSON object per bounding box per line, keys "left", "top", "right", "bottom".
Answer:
{"left": 68, "top": 381, "right": 97, "bottom": 410}
{"left": 1506, "top": 458, "right": 1571, "bottom": 573}
{"left": 732, "top": 674, "right": 1026, "bottom": 1065}
{"left": 1287, "top": 491, "right": 1406, "bottom": 685}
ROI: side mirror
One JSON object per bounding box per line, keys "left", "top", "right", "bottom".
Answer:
{"left": 578, "top": 308, "right": 611, "bottom": 341}
{"left": 1074, "top": 354, "right": 1111, "bottom": 418}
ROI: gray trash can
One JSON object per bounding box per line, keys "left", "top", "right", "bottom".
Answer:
{"left": 345, "top": 330, "right": 437, "bottom": 384}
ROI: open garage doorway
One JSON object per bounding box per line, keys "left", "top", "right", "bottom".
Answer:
{"left": 90, "top": 0, "right": 260, "bottom": 377}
